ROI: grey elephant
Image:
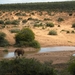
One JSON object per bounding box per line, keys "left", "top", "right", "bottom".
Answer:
{"left": 14, "top": 48, "right": 24, "bottom": 58}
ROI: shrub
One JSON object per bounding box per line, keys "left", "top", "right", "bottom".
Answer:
{"left": 34, "top": 23, "right": 43, "bottom": 27}
{"left": 15, "top": 28, "right": 40, "bottom": 48}
{"left": 58, "top": 25, "right": 60, "bottom": 27}
{"left": 34, "top": 24, "right": 39, "bottom": 27}
{"left": 5, "top": 20, "right": 11, "bottom": 25}
{"left": 71, "top": 30, "right": 75, "bottom": 33}
{"left": 29, "top": 40, "right": 40, "bottom": 48}
{"left": 42, "top": 26, "right": 45, "bottom": 29}
{"left": 46, "top": 23, "right": 54, "bottom": 27}
{"left": 27, "top": 17, "right": 33, "bottom": 20}
{"left": 15, "top": 12, "right": 21, "bottom": 16}
{"left": 15, "top": 40, "right": 40, "bottom": 48}
{"left": 48, "top": 30, "right": 57, "bottom": 35}
{"left": 57, "top": 17, "right": 64, "bottom": 22}
{"left": 0, "top": 58, "right": 56, "bottom": 75}
{"left": 31, "top": 12, "right": 34, "bottom": 15}
{"left": 10, "top": 29, "right": 20, "bottom": 33}
{"left": 1, "top": 25, "right": 6, "bottom": 28}
{"left": 15, "top": 12, "right": 26, "bottom": 16}
{"left": 60, "top": 29, "right": 66, "bottom": 32}
{"left": 18, "top": 17, "right": 22, "bottom": 20}
{"left": 15, "top": 41, "right": 30, "bottom": 47}
{"left": 0, "top": 32, "right": 6, "bottom": 37}
{"left": 44, "top": 18, "right": 51, "bottom": 21}
{"left": 15, "top": 28, "right": 35, "bottom": 43}
{"left": 66, "top": 31, "right": 70, "bottom": 33}
{"left": 11, "top": 20, "right": 20, "bottom": 25}
{"left": 69, "top": 13, "right": 72, "bottom": 16}
{"left": 0, "top": 20, "right": 4, "bottom": 24}
{"left": 0, "top": 32, "right": 9, "bottom": 47}
{"left": 0, "top": 39, "right": 9, "bottom": 47}
{"left": 68, "top": 56, "right": 75, "bottom": 75}
{"left": 22, "top": 19, "right": 27, "bottom": 23}
{"left": 72, "top": 23, "right": 75, "bottom": 28}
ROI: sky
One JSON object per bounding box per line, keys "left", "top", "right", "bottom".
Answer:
{"left": 0, "top": 0, "right": 75, "bottom": 4}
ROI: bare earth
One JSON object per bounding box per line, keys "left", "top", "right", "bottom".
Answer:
{"left": 0, "top": 11, "right": 75, "bottom": 64}
{"left": 26, "top": 50, "right": 75, "bottom": 64}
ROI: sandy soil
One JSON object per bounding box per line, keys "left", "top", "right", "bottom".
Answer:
{"left": 26, "top": 50, "right": 75, "bottom": 64}
{"left": 0, "top": 11, "right": 75, "bottom": 64}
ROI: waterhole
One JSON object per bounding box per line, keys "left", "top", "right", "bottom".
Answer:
{"left": 3, "top": 46, "right": 75, "bottom": 58}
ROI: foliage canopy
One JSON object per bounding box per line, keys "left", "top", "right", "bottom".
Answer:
{"left": 0, "top": 1, "right": 75, "bottom": 12}
{"left": 15, "top": 28, "right": 35, "bottom": 43}
{"left": 0, "top": 58, "right": 56, "bottom": 75}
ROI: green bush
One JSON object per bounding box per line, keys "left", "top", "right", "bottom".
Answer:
{"left": 68, "top": 56, "right": 75, "bottom": 75}
{"left": 15, "top": 41, "right": 29, "bottom": 47}
{"left": 0, "top": 58, "right": 56, "bottom": 75}
{"left": 5, "top": 20, "right": 11, "bottom": 25}
{"left": 71, "top": 30, "right": 75, "bottom": 33}
{"left": 34, "top": 23, "right": 43, "bottom": 27}
{"left": 1, "top": 25, "right": 6, "bottom": 28}
{"left": 72, "top": 23, "right": 75, "bottom": 28}
{"left": 10, "top": 29, "right": 20, "bottom": 33}
{"left": 29, "top": 40, "right": 40, "bottom": 48}
{"left": 0, "top": 38, "right": 9, "bottom": 47}
{"left": 22, "top": 19, "right": 27, "bottom": 23}
{"left": 15, "top": 40, "right": 40, "bottom": 48}
{"left": 15, "top": 12, "right": 21, "bottom": 16}
{"left": 15, "top": 28, "right": 35, "bottom": 43}
{"left": 11, "top": 20, "right": 20, "bottom": 25}
{"left": 0, "top": 32, "right": 9, "bottom": 47}
{"left": 66, "top": 31, "right": 70, "bottom": 33}
{"left": 58, "top": 25, "right": 60, "bottom": 27}
{"left": 15, "top": 12, "right": 26, "bottom": 16}
{"left": 48, "top": 30, "right": 57, "bottom": 35}
{"left": 46, "top": 23, "right": 54, "bottom": 27}
{"left": 0, "top": 20, "right": 4, "bottom": 24}
{"left": 27, "top": 17, "right": 33, "bottom": 20}
{"left": 0, "top": 32, "right": 6, "bottom": 37}
{"left": 15, "top": 28, "right": 40, "bottom": 48}
{"left": 69, "top": 13, "right": 72, "bottom": 16}
{"left": 57, "top": 17, "right": 64, "bottom": 22}
{"left": 44, "top": 18, "right": 51, "bottom": 21}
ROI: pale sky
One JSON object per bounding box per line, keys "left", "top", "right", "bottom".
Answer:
{"left": 0, "top": 0, "right": 74, "bottom": 4}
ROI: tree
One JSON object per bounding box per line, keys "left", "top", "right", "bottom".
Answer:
{"left": 15, "top": 28, "right": 40, "bottom": 48}
{"left": 15, "top": 28, "right": 35, "bottom": 43}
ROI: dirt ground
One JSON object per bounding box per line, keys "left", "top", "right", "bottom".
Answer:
{"left": 0, "top": 11, "right": 75, "bottom": 64}
{"left": 26, "top": 50, "right": 75, "bottom": 64}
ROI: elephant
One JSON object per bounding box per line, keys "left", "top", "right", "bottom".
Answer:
{"left": 14, "top": 48, "right": 24, "bottom": 58}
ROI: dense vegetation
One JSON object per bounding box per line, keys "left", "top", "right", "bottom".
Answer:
{"left": 0, "top": 32, "right": 9, "bottom": 47}
{"left": 0, "top": 56, "right": 75, "bottom": 75}
{"left": 15, "top": 28, "right": 40, "bottom": 48}
{"left": 0, "top": 1, "right": 75, "bottom": 12}
{"left": 0, "top": 58, "right": 56, "bottom": 75}
{"left": 68, "top": 56, "right": 75, "bottom": 75}
{"left": 15, "top": 28, "right": 35, "bottom": 43}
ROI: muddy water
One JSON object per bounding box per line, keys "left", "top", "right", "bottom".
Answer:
{"left": 4, "top": 46, "right": 75, "bottom": 58}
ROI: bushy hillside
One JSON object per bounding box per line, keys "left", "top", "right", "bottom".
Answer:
{"left": 0, "top": 1, "right": 75, "bottom": 12}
